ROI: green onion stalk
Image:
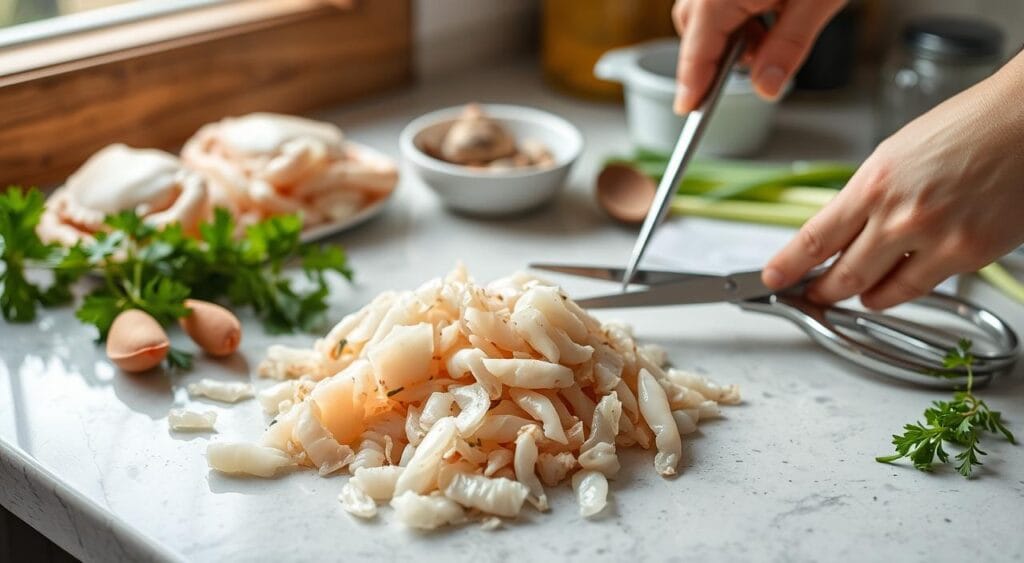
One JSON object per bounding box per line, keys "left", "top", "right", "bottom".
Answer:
{"left": 608, "top": 151, "right": 1024, "bottom": 304}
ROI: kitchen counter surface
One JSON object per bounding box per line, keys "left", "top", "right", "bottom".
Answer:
{"left": 2, "top": 61, "right": 1023, "bottom": 563}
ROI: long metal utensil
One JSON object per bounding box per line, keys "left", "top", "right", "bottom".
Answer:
{"left": 620, "top": 33, "right": 748, "bottom": 290}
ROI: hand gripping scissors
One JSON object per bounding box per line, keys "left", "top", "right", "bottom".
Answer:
{"left": 592, "top": 22, "right": 1019, "bottom": 387}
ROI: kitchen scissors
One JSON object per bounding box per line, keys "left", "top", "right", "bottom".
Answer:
{"left": 620, "top": 26, "right": 747, "bottom": 289}
{"left": 531, "top": 263, "right": 1020, "bottom": 389}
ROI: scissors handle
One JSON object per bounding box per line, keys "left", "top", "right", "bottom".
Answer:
{"left": 739, "top": 292, "right": 1019, "bottom": 388}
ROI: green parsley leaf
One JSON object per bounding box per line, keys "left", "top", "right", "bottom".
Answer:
{"left": 0, "top": 187, "right": 79, "bottom": 321}
{"left": 166, "top": 347, "right": 194, "bottom": 371}
{"left": 877, "top": 340, "right": 1015, "bottom": 478}
{"left": 75, "top": 293, "right": 126, "bottom": 339}
{"left": 302, "top": 245, "right": 354, "bottom": 282}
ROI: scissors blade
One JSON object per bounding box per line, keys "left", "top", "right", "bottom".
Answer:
{"left": 577, "top": 269, "right": 773, "bottom": 309}
{"left": 620, "top": 33, "right": 747, "bottom": 291}
{"left": 530, "top": 263, "right": 716, "bottom": 286}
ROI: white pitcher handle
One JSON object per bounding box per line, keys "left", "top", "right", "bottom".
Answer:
{"left": 593, "top": 45, "right": 642, "bottom": 82}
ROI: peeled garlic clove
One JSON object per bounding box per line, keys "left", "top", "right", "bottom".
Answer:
{"left": 106, "top": 309, "right": 170, "bottom": 372}
{"left": 439, "top": 103, "right": 517, "bottom": 165}
{"left": 180, "top": 299, "right": 242, "bottom": 357}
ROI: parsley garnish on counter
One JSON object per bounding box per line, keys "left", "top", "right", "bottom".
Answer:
{"left": 0, "top": 186, "right": 352, "bottom": 338}
{"left": 876, "top": 339, "right": 1015, "bottom": 478}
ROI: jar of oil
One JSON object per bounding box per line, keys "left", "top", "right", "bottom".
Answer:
{"left": 542, "top": 0, "right": 677, "bottom": 100}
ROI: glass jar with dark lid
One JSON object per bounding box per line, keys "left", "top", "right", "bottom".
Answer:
{"left": 876, "top": 16, "right": 1004, "bottom": 141}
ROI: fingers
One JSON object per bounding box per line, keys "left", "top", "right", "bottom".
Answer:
{"left": 749, "top": 0, "right": 845, "bottom": 100}
{"left": 804, "top": 221, "right": 910, "bottom": 304}
{"left": 674, "top": 0, "right": 755, "bottom": 114}
{"left": 762, "top": 189, "right": 867, "bottom": 289}
{"left": 859, "top": 254, "right": 957, "bottom": 310}
{"left": 672, "top": 0, "right": 687, "bottom": 37}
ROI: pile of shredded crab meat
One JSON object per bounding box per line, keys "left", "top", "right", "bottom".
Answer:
{"left": 207, "top": 266, "right": 740, "bottom": 529}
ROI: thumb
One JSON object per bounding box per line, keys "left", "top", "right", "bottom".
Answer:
{"left": 750, "top": 0, "right": 845, "bottom": 100}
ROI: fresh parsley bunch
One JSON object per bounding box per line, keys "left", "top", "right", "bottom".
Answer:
{"left": 877, "top": 339, "right": 1015, "bottom": 478}
{"left": 0, "top": 189, "right": 85, "bottom": 320}
{"left": 0, "top": 186, "right": 352, "bottom": 339}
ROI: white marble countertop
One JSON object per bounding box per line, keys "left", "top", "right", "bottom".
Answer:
{"left": 2, "top": 62, "right": 1023, "bottom": 563}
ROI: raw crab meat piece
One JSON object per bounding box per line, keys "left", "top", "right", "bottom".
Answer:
{"left": 38, "top": 144, "right": 210, "bottom": 246}
{"left": 181, "top": 113, "right": 398, "bottom": 230}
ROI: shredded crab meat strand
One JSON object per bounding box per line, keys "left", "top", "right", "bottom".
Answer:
{"left": 484, "top": 448, "right": 514, "bottom": 477}
{"left": 351, "top": 466, "right": 404, "bottom": 500}
{"left": 168, "top": 409, "right": 217, "bottom": 431}
{"left": 440, "top": 471, "right": 529, "bottom": 518}
{"left": 537, "top": 452, "right": 576, "bottom": 487}
{"left": 419, "top": 392, "right": 457, "bottom": 431}
{"left": 187, "top": 379, "right": 254, "bottom": 403}
{"left": 572, "top": 469, "right": 609, "bottom": 518}
{"left": 390, "top": 491, "right": 465, "bottom": 530}
{"left": 259, "top": 345, "right": 324, "bottom": 380}
{"left": 394, "top": 417, "right": 458, "bottom": 496}
{"left": 511, "top": 389, "right": 568, "bottom": 444}
{"left": 257, "top": 381, "right": 299, "bottom": 415}
{"left": 514, "top": 425, "right": 548, "bottom": 511}
{"left": 667, "top": 368, "right": 742, "bottom": 405}
{"left": 481, "top": 358, "right": 574, "bottom": 389}
{"left": 292, "top": 402, "right": 354, "bottom": 476}
{"left": 339, "top": 482, "right": 377, "bottom": 519}
{"left": 207, "top": 267, "right": 738, "bottom": 528}
{"left": 350, "top": 432, "right": 388, "bottom": 472}
{"left": 559, "top": 384, "right": 597, "bottom": 430}
{"left": 207, "top": 442, "right": 293, "bottom": 477}
{"left": 672, "top": 409, "right": 699, "bottom": 435}
{"left": 638, "top": 369, "right": 682, "bottom": 477}
{"left": 579, "top": 394, "right": 623, "bottom": 478}
{"left": 451, "top": 383, "right": 490, "bottom": 435}
{"left": 446, "top": 348, "right": 502, "bottom": 399}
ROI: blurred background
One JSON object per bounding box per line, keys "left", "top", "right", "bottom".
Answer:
{"left": 1, "top": 0, "right": 119, "bottom": 25}
{"left": 3, "top": 0, "right": 1021, "bottom": 139}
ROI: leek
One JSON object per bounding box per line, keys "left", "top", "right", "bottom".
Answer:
{"left": 978, "top": 262, "right": 1024, "bottom": 304}
{"left": 670, "top": 196, "right": 817, "bottom": 227}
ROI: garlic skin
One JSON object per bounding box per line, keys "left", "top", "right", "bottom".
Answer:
{"left": 180, "top": 299, "right": 242, "bottom": 357}
{"left": 105, "top": 309, "right": 170, "bottom": 372}
{"left": 439, "top": 104, "right": 517, "bottom": 165}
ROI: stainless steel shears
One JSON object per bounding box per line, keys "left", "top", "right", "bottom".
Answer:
{"left": 531, "top": 263, "right": 1020, "bottom": 389}
{"left": 620, "top": 28, "right": 747, "bottom": 289}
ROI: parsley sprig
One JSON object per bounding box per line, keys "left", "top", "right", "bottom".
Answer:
{"left": 876, "top": 339, "right": 1015, "bottom": 478}
{"left": 0, "top": 189, "right": 81, "bottom": 320}
{"left": 0, "top": 186, "right": 352, "bottom": 340}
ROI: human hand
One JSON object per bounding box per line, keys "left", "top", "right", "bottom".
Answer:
{"left": 672, "top": 0, "right": 846, "bottom": 114}
{"left": 762, "top": 54, "right": 1024, "bottom": 310}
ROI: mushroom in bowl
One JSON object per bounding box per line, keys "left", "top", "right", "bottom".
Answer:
{"left": 399, "top": 104, "right": 583, "bottom": 216}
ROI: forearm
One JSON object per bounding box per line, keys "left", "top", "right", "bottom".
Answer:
{"left": 987, "top": 49, "right": 1024, "bottom": 150}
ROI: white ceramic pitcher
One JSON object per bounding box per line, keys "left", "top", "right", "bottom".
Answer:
{"left": 595, "top": 38, "right": 781, "bottom": 156}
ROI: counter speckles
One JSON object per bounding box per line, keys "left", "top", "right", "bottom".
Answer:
{"left": 2, "top": 61, "right": 1024, "bottom": 563}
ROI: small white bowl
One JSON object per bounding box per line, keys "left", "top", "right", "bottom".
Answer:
{"left": 399, "top": 104, "right": 583, "bottom": 216}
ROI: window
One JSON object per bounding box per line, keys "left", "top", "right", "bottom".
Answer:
{"left": 0, "top": 0, "right": 412, "bottom": 188}
{"left": 0, "top": 1, "right": 226, "bottom": 47}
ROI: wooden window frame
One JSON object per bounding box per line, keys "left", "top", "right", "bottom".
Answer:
{"left": 0, "top": 0, "right": 412, "bottom": 187}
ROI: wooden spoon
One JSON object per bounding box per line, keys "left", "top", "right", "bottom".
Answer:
{"left": 595, "top": 163, "right": 657, "bottom": 225}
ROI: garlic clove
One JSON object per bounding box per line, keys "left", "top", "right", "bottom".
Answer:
{"left": 439, "top": 103, "right": 517, "bottom": 165}
{"left": 106, "top": 309, "right": 170, "bottom": 372}
{"left": 180, "top": 299, "right": 242, "bottom": 357}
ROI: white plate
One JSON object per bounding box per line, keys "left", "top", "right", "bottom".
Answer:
{"left": 298, "top": 188, "right": 394, "bottom": 243}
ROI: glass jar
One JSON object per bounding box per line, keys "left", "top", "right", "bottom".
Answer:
{"left": 542, "top": 0, "right": 676, "bottom": 101}
{"left": 876, "top": 17, "right": 1004, "bottom": 141}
